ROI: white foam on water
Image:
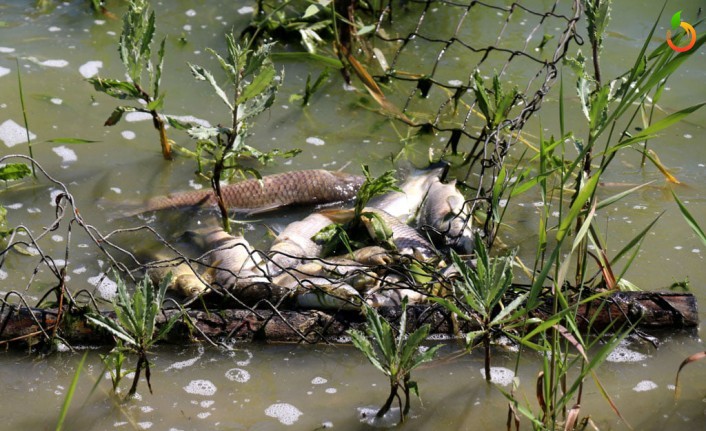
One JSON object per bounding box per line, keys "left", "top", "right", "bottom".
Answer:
{"left": 0, "top": 119, "right": 37, "bottom": 147}
{"left": 0, "top": 67, "right": 10, "bottom": 78}
{"left": 225, "top": 368, "right": 250, "bottom": 383}
{"left": 0, "top": 269, "right": 7, "bottom": 280}
{"left": 200, "top": 400, "right": 214, "bottom": 408}
{"left": 39, "top": 59, "right": 69, "bottom": 68}
{"left": 0, "top": 47, "right": 15, "bottom": 53}
{"left": 238, "top": 6, "right": 254, "bottom": 14}
{"left": 265, "top": 403, "right": 303, "bottom": 425}
{"left": 448, "top": 79, "right": 463, "bottom": 86}
{"left": 73, "top": 266, "right": 87, "bottom": 274}
{"left": 111, "top": 187, "right": 122, "bottom": 194}
{"left": 235, "top": 349, "right": 253, "bottom": 366}
{"left": 79, "top": 60, "right": 102, "bottom": 78}
{"left": 94, "top": 20, "right": 105, "bottom": 25}
{"left": 137, "top": 421, "right": 152, "bottom": 429}
{"left": 121, "top": 130, "right": 136, "bottom": 140}
{"left": 306, "top": 136, "right": 325, "bottom": 146}
{"left": 52, "top": 235, "right": 63, "bottom": 242}
{"left": 632, "top": 380, "right": 657, "bottom": 392}
{"left": 87, "top": 273, "right": 117, "bottom": 300}
{"left": 125, "top": 112, "right": 153, "bottom": 122}
{"left": 183, "top": 379, "right": 217, "bottom": 396}
{"left": 606, "top": 344, "right": 647, "bottom": 363}
{"left": 482, "top": 366, "right": 515, "bottom": 386}
{"left": 325, "top": 388, "right": 337, "bottom": 394}
{"left": 196, "top": 412, "right": 210, "bottom": 419}
{"left": 684, "top": 133, "right": 692, "bottom": 139}
{"left": 185, "top": 9, "right": 196, "bottom": 16}
{"left": 311, "top": 377, "right": 327, "bottom": 385}
{"left": 48, "top": 26, "right": 61, "bottom": 32}
{"left": 358, "top": 405, "right": 401, "bottom": 427}
{"left": 52, "top": 145, "right": 78, "bottom": 163}
{"left": 140, "top": 406, "right": 154, "bottom": 413}
{"left": 50, "top": 98, "right": 63, "bottom": 105}
{"left": 6, "top": 203, "right": 22, "bottom": 209}
{"left": 188, "top": 179, "right": 203, "bottom": 190}
{"left": 166, "top": 355, "right": 200, "bottom": 371}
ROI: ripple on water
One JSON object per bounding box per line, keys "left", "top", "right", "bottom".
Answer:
{"left": 265, "top": 403, "right": 303, "bottom": 425}
{"left": 183, "top": 379, "right": 217, "bottom": 396}
{"left": 225, "top": 368, "right": 250, "bottom": 383}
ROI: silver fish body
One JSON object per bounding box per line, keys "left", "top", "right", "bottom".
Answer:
{"left": 418, "top": 178, "right": 475, "bottom": 253}
{"left": 267, "top": 213, "right": 334, "bottom": 275}
{"left": 361, "top": 207, "right": 436, "bottom": 260}
{"left": 368, "top": 165, "right": 446, "bottom": 223}
{"left": 201, "top": 228, "right": 264, "bottom": 289}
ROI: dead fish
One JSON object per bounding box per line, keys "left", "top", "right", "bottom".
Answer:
{"left": 200, "top": 228, "right": 264, "bottom": 289}
{"left": 368, "top": 164, "right": 447, "bottom": 222}
{"left": 360, "top": 207, "right": 436, "bottom": 260}
{"left": 137, "top": 170, "right": 364, "bottom": 215}
{"left": 292, "top": 278, "right": 363, "bottom": 310}
{"left": 146, "top": 255, "right": 210, "bottom": 297}
{"left": 365, "top": 274, "right": 427, "bottom": 307}
{"left": 327, "top": 245, "right": 393, "bottom": 266}
{"left": 267, "top": 213, "right": 334, "bottom": 275}
{"left": 418, "top": 178, "right": 475, "bottom": 253}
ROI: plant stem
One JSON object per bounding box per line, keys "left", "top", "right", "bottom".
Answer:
{"left": 15, "top": 59, "right": 36, "bottom": 178}
{"left": 377, "top": 383, "right": 397, "bottom": 418}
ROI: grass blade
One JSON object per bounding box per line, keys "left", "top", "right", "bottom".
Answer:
{"left": 56, "top": 352, "right": 88, "bottom": 431}
{"left": 671, "top": 190, "right": 706, "bottom": 246}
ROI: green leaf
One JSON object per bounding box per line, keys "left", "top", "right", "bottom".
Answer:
{"left": 146, "top": 93, "right": 165, "bottom": 111}
{"left": 271, "top": 52, "right": 343, "bottom": 69}
{"left": 56, "top": 352, "right": 87, "bottom": 431}
{"left": 348, "top": 328, "right": 386, "bottom": 375}
{"left": 104, "top": 106, "right": 139, "bottom": 126}
{"left": 0, "top": 163, "right": 32, "bottom": 181}
{"left": 672, "top": 190, "right": 706, "bottom": 247}
{"left": 85, "top": 314, "right": 137, "bottom": 347}
{"left": 607, "top": 102, "right": 706, "bottom": 154}
{"left": 88, "top": 78, "right": 142, "bottom": 100}
{"left": 188, "top": 63, "right": 233, "bottom": 111}
{"left": 46, "top": 138, "right": 100, "bottom": 144}
{"left": 237, "top": 65, "right": 276, "bottom": 105}
{"left": 596, "top": 181, "right": 653, "bottom": 210}
{"left": 556, "top": 170, "right": 602, "bottom": 242}
{"left": 152, "top": 37, "right": 166, "bottom": 97}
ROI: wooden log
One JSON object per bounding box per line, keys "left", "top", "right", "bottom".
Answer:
{"left": 0, "top": 291, "right": 697, "bottom": 347}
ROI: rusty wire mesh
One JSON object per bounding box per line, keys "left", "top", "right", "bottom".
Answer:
{"left": 0, "top": 0, "right": 582, "bottom": 346}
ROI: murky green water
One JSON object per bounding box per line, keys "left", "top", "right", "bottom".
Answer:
{"left": 1, "top": 0, "right": 705, "bottom": 429}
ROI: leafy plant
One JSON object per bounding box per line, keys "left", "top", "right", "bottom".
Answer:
{"left": 432, "top": 237, "right": 528, "bottom": 381}
{"left": 348, "top": 298, "right": 442, "bottom": 422}
{"left": 86, "top": 272, "right": 180, "bottom": 398}
{"left": 180, "top": 33, "right": 299, "bottom": 232}
{"left": 88, "top": 0, "right": 172, "bottom": 159}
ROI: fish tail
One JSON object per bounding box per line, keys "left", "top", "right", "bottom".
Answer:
{"left": 317, "top": 208, "right": 355, "bottom": 224}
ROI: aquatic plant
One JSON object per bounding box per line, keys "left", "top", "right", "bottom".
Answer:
{"left": 180, "top": 32, "right": 299, "bottom": 232}
{"left": 431, "top": 238, "right": 529, "bottom": 382}
{"left": 55, "top": 352, "right": 88, "bottom": 431}
{"left": 86, "top": 273, "right": 181, "bottom": 398}
{"left": 348, "top": 297, "right": 442, "bottom": 422}
{"left": 88, "top": 0, "right": 172, "bottom": 159}
{"left": 671, "top": 191, "right": 706, "bottom": 399}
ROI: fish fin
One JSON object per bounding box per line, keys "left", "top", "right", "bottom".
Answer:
{"left": 240, "top": 202, "right": 285, "bottom": 216}
{"left": 318, "top": 208, "right": 356, "bottom": 224}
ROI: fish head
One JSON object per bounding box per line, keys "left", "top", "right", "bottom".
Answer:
{"left": 174, "top": 273, "right": 210, "bottom": 297}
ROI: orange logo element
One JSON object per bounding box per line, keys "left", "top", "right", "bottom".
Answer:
{"left": 667, "top": 11, "right": 696, "bottom": 53}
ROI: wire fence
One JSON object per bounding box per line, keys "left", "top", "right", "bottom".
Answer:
{"left": 0, "top": 0, "right": 582, "bottom": 346}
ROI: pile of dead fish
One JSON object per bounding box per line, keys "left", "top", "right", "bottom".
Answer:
{"left": 142, "top": 166, "right": 475, "bottom": 311}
